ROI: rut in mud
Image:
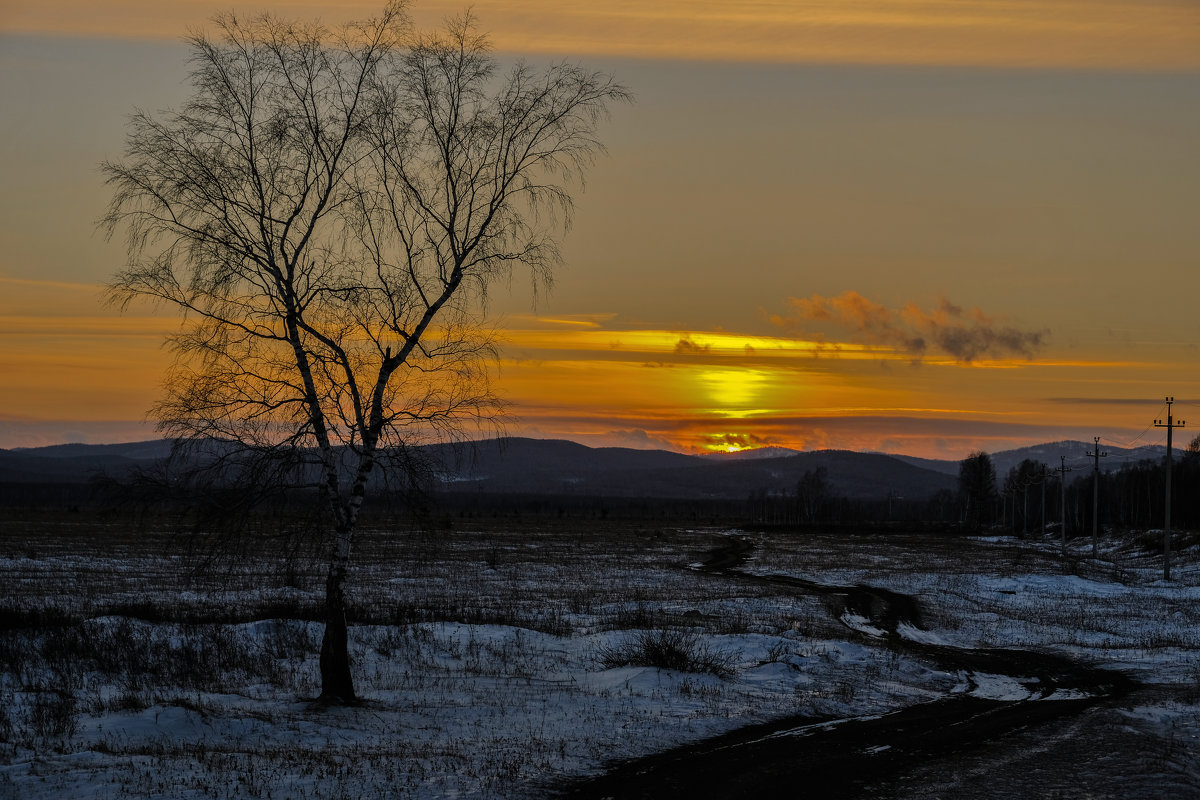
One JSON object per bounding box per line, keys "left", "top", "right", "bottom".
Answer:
{"left": 561, "top": 535, "right": 1136, "bottom": 799}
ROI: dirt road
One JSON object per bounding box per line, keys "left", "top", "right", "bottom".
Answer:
{"left": 561, "top": 536, "right": 1136, "bottom": 799}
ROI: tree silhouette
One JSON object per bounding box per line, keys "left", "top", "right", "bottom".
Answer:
{"left": 957, "top": 451, "right": 997, "bottom": 528}
{"left": 1003, "top": 458, "right": 1047, "bottom": 536}
{"left": 101, "top": 2, "right": 627, "bottom": 703}
{"left": 796, "top": 467, "right": 831, "bottom": 523}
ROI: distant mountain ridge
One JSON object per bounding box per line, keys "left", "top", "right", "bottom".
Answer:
{"left": 0, "top": 444, "right": 165, "bottom": 485}
{"left": 0, "top": 436, "right": 1175, "bottom": 501}
{"left": 0, "top": 437, "right": 951, "bottom": 500}
{"left": 11, "top": 440, "right": 176, "bottom": 460}
{"left": 890, "top": 440, "right": 1170, "bottom": 479}
{"left": 425, "top": 438, "right": 953, "bottom": 500}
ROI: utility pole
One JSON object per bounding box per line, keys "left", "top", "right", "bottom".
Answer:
{"left": 1086, "top": 437, "right": 1108, "bottom": 559}
{"left": 1154, "top": 397, "right": 1186, "bottom": 581}
{"left": 1022, "top": 479, "right": 1029, "bottom": 537}
{"left": 1056, "top": 456, "right": 1073, "bottom": 557}
{"left": 1040, "top": 465, "right": 1047, "bottom": 536}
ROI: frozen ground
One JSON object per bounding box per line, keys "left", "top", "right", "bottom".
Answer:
{"left": 741, "top": 530, "right": 1200, "bottom": 684}
{"left": 1, "top": 517, "right": 1197, "bottom": 798}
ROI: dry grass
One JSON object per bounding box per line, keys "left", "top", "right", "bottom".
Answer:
{"left": 1, "top": 514, "right": 1197, "bottom": 798}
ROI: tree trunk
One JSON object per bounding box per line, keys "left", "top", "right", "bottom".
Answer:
{"left": 319, "top": 528, "right": 356, "bottom": 704}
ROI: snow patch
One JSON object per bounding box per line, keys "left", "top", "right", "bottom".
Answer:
{"left": 963, "top": 672, "right": 1036, "bottom": 701}
{"left": 839, "top": 612, "right": 887, "bottom": 638}
{"left": 897, "top": 622, "right": 951, "bottom": 646}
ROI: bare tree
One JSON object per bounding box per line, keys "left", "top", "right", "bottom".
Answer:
{"left": 101, "top": 2, "right": 628, "bottom": 704}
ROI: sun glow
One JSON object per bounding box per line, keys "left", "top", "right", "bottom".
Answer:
{"left": 1, "top": 268, "right": 1182, "bottom": 457}
{"left": 702, "top": 432, "right": 771, "bottom": 454}
{"left": 698, "top": 369, "right": 768, "bottom": 410}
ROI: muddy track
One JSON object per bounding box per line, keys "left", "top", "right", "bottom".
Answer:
{"left": 560, "top": 535, "right": 1136, "bottom": 799}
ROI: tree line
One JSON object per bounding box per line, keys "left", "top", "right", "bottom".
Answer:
{"left": 745, "top": 437, "right": 1200, "bottom": 535}
{"left": 957, "top": 438, "right": 1200, "bottom": 536}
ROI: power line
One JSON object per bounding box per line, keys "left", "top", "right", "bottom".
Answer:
{"left": 1100, "top": 405, "right": 1167, "bottom": 450}
{"left": 1100, "top": 428, "right": 1153, "bottom": 450}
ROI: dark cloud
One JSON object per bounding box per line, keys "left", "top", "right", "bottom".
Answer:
{"left": 771, "top": 291, "right": 1048, "bottom": 363}
{"left": 709, "top": 432, "right": 773, "bottom": 451}
{"left": 673, "top": 336, "right": 711, "bottom": 354}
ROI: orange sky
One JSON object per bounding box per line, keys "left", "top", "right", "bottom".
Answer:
{"left": 1, "top": 1, "right": 1199, "bottom": 457}
{"left": 4, "top": 1, "right": 1200, "bottom": 70}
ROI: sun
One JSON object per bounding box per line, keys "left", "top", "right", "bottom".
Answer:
{"left": 704, "top": 433, "right": 759, "bottom": 453}
{"left": 698, "top": 369, "right": 766, "bottom": 410}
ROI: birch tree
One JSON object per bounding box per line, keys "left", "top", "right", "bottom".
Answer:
{"left": 102, "top": 1, "right": 627, "bottom": 704}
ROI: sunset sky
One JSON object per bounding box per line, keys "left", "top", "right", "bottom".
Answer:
{"left": 1, "top": 1, "right": 1198, "bottom": 458}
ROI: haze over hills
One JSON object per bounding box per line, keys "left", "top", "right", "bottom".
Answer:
{"left": 889, "top": 440, "right": 1171, "bottom": 479}
{"left": 425, "top": 438, "right": 954, "bottom": 500}
{"left": 0, "top": 436, "right": 1175, "bottom": 501}
{"left": 698, "top": 440, "right": 1173, "bottom": 479}
{"left": 0, "top": 449, "right": 154, "bottom": 485}
{"left": 2, "top": 436, "right": 953, "bottom": 499}
{"left": 11, "top": 440, "right": 177, "bottom": 461}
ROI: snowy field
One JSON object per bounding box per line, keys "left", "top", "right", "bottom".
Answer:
{"left": 741, "top": 530, "right": 1200, "bottom": 685}
{"left": 1, "top": 516, "right": 1197, "bottom": 798}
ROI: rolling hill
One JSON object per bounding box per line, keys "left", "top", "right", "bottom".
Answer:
{"left": 423, "top": 438, "right": 953, "bottom": 500}
{"left": 1, "top": 437, "right": 952, "bottom": 501}
{"left": 6, "top": 435, "right": 1171, "bottom": 503}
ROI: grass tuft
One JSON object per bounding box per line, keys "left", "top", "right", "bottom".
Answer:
{"left": 596, "top": 628, "right": 739, "bottom": 679}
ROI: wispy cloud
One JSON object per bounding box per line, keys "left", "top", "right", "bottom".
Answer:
{"left": 770, "top": 291, "right": 1048, "bottom": 364}
{"left": 578, "top": 428, "right": 681, "bottom": 451}
{"left": 1046, "top": 397, "right": 1171, "bottom": 406}
{"left": 502, "top": 312, "right": 615, "bottom": 330}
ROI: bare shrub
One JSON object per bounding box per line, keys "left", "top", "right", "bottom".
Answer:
{"left": 26, "top": 687, "right": 78, "bottom": 744}
{"left": 0, "top": 690, "right": 15, "bottom": 744}
{"left": 596, "top": 628, "right": 739, "bottom": 679}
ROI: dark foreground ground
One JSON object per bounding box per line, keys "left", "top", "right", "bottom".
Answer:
{"left": 1, "top": 512, "right": 1197, "bottom": 798}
